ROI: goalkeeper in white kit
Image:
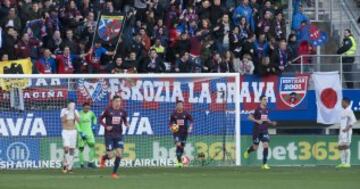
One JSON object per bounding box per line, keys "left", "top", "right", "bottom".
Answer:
{"left": 337, "top": 98, "right": 357, "bottom": 168}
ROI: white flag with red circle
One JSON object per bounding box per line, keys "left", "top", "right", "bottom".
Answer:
{"left": 312, "top": 72, "right": 342, "bottom": 124}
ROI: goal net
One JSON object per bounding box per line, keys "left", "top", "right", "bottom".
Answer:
{"left": 0, "top": 73, "right": 240, "bottom": 169}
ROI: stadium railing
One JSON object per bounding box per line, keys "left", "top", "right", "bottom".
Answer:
{"left": 289, "top": 55, "right": 360, "bottom": 87}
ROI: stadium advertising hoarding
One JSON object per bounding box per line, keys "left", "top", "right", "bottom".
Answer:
{"left": 1, "top": 74, "right": 360, "bottom": 168}
{"left": 241, "top": 136, "right": 360, "bottom": 166}
{"left": 2, "top": 75, "right": 360, "bottom": 137}
{"left": 1, "top": 136, "right": 360, "bottom": 168}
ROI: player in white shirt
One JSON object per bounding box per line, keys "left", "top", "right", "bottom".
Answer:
{"left": 60, "top": 100, "right": 80, "bottom": 173}
{"left": 336, "top": 98, "right": 356, "bottom": 168}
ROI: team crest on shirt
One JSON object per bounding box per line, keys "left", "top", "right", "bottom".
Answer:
{"left": 279, "top": 76, "right": 309, "bottom": 108}
{"left": 78, "top": 79, "right": 109, "bottom": 102}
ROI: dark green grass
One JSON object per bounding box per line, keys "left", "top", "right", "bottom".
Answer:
{"left": 0, "top": 167, "right": 359, "bottom": 189}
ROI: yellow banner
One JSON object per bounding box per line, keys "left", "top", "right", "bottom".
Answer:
{"left": 100, "top": 15, "right": 124, "bottom": 20}
{"left": 0, "top": 58, "right": 32, "bottom": 91}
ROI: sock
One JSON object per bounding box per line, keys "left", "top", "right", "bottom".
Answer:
{"left": 180, "top": 145, "right": 185, "bottom": 155}
{"left": 68, "top": 154, "right": 74, "bottom": 170}
{"left": 89, "top": 146, "right": 95, "bottom": 163}
{"left": 176, "top": 146, "right": 182, "bottom": 163}
{"left": 263, "top": 148, "right": 269, "bottom": 164}
{"left": 113, "top": 157, "right": 121, "bottom": 174}
{"left": 79, "top": 149, "right": 84, "bottom": 165}
{"left": 102, "top": 154, "right": 109, "bottom": 161}
{"left": 247, "top": 146, "right": 255, "bottom": 154}
{"left": 64, "top": 153, "right": 69, "bottom": 167}
{"left": 345, "top": 149, "right": 351, "bottom": 164}
{"left": 340, "top": 150, "right": 346, "bottom": 164}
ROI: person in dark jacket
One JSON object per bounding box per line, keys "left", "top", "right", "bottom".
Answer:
{"left": 174, "top": 32, "right": 191, "bottom": 58}
{"left": 107, "top": 57, "right": 126, "bottom": 73}
{"left": 270, "top": 39, "right": 289, "bottom": 74}
{"left": 175, "top": 52, "right": 193, "bottom": 73}
{"left": 241, "top": 33, "right": 256, "bottom": 60}
{"left": 143, "top": 48, "right": 165, "bottom": 73}
{"left": 210, "top": 52, "right": 228, "bottom": 73}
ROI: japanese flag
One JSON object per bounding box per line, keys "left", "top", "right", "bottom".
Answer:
{"left": 312, "top": 72, "right": 342, "bottom": 124}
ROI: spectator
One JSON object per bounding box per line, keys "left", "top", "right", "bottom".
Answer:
{"left": 142, "top": 48, "right": 165, "bottom": 73}
{"left": 179, "top": 6, "right": 199, "bottom": 24}
{"left": 292, "top": 3, "right": 309, "bottom": 31}
{"left": 3, "top": 27, "right": 17, "bottom": 59}
{"left": 151, "top": 38, "right": 165, "bottom": 58}
{"left": 256, "top": 10, "right": 273, "bottom": 37}
{"left": 0, "top": 0, "right": 308, "bottom": 76}
{"left": 210, "top": 0, "right": 225, "bottom": 26}
{"left": 1, "top": 7, "right": 22, "bottom": 31}
{"left": 254, "top": 33, "right": 269, "bottom": 67}
{"left": 200, "top": 37, "right": 214, "bottom": 72}
{"left": 27, "top": 2, "right": 42, "bottom": 21}
{"left": 15, "top": 32, "right": 42, "bottom": 59}
{"left": 271, "top": 39, "right": 289, "bottom": 74}
{"left": 297, "top": 40, "right": 315, "bottom": 71}
{"left": 78, "top": 0, "right": 94, "bottom": 16}
{"left": 152, "top": 19, "right": 169, "bottom": 46}
{"left": 238, "top": 16, "right": 250, "bottom": 41}
{"left": 271, "top": 11, "right": 286, "bottom": 40}
{"left": 46, "top": 30, "right": 63, "bottom": 54}
{"left": 268, "top": 36, "right": 277, "bottom": 57}
{"left": 229, "top": 26, "right": 243, "bottom": 58}
{"left": 0, "top": 0, "right": 11, "bottom": 19}
{"left": 129, "top": 34, "right": 145, "bottom": 60}
{"left": 139, "top": 27, "right": 151, "bottom": 51}
{"left": 175, "top": 52, "right": 193, "bottom": 73}
{"left": 61, "top": 0, "right": 83, "bottom": 29}
{"left": 107, "top": 57, "right": 126, "bottom": 74}
{"left": 62, "top": 29, "right": 78, "bottom": 54}
{"left": 198, "top": 0, "right": 212, "bottom": 20}
{"left": 55, "top": 46, "right": 78, "bottom": 74}
{"left": 152, "top": 0, "right": 165, "bottom": 20}
{"left": 241, "top": 33, "right": 256, "bottom": 60}
{"left": 210, "top": 52, "right": 228, "bottom": 73}
{"left": 35, "top": 48, "right": 57, "bottom": 74}
{"left": 233, "top": 0, "right": 254, "bottom": 31}
{"left": 76, "top": 12, "right": 96, "bottom": 42}
{"left": 213, "top": 13, "right": 232, "bottom": 53}
{"left": 85, "top": 41, "right": 114, "bottom": 73}
{"left": 239, "top": 53, "right": 255, "bottom": 75}
{"left": 258, "top": 56, "right": 277, "bottom": 76}
{"left": 103, "top": 1, "right": 117, "bottom": 14}
{"left": 287, "top": 33, "right": 298, "bottom": 62}
{"left": 223, "top": 50, "right": 235, "bottom": 73}
{"left": 174, "top": 32, "right": 191, "bottom": 58}
{"left": 123, "top": 51, "right": 139, "bottom": 73}
{"left": 337, "top": 29, "right": 357, "bottom": 88}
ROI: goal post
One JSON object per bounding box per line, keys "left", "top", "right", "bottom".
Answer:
{"left": 0, "top": 73, "right": 241, "bottom": 168}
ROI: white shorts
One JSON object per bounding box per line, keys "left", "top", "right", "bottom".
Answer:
{"left": 338, "top": 131, "right": 352, "bottom": 146}
{"left": 62, "top": 130, "right": 77, "bottom": 148}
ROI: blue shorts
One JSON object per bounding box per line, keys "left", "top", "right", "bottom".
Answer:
{"left": 105, "top": 136, "right": 124, "bottom": 151}
{"left": 173, "top": 135, "right": 187, "bottom": 145}
{"left": 253, "top": 133, "right": 270, "bottom": 145}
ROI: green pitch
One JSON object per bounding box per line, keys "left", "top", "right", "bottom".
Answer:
{"left": 0, "top": 167, "right": 359, "bottom": 189}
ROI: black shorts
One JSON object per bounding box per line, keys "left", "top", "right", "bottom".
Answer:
{"left": 252, "top": 133, "right": 270, "bottom": 145}
{"left": 173, "top": 134, "right": 187, "bottom": 145}
{"left": 105, "top": 135, "right": 124, "bottom": 151}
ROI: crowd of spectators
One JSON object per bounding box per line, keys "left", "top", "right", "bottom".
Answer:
{"left": 0, "top": 0, "right": 313, "bottom": 76}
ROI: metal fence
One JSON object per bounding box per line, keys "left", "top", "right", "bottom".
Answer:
{"left": 288, "top": 55, "right": 360, "bottom": 88}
